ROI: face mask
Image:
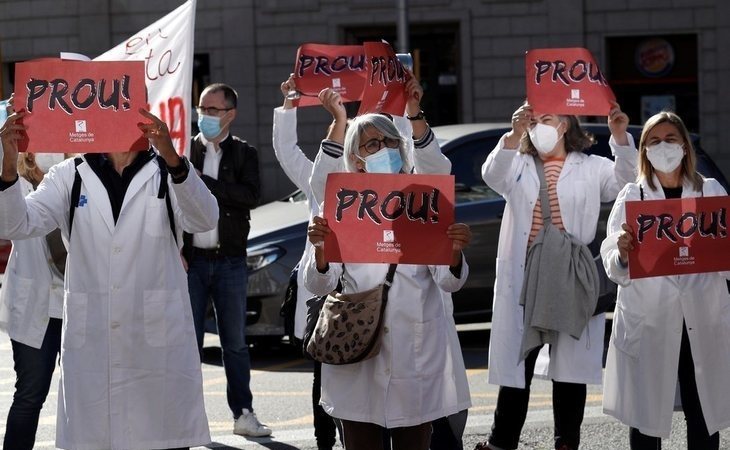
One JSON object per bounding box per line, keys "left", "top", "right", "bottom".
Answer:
{"left": 34, "top": 153, "right": 65, "bottom": 173}
{"left": 528, "top": 123, "right": 563, "bottom": 155}
{"left": 646, "top": 141, "right": 684, "bottom": 173}
{"left": 197, "top": 114, "right": 223, "bottom": 139}
{"left": 358, "top": 147, "right": 403, "bottom": 174}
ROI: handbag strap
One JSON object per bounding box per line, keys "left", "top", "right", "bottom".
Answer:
{"left": 384, "top": 263, "right": 397, "bottom": 286}
{"left": 533, "top": 156, "right": 553, "bottom": 225}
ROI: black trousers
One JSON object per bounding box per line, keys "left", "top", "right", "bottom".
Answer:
{"left": 488, "top": 346, "right": 586, "bottom": 450}
{"left": 629, "top": 324, "right": 719, "bottom": 450}
{"left": 313, "top": 359, "right": 338, "bottom": 449}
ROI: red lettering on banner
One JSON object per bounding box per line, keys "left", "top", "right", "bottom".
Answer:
{"left": 154, "top": 96, "right": 186, "bottom": 155}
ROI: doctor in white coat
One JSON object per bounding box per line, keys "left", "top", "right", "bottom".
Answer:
{"left": 0, "top": 150, "right": 68, "bottom": 450}
{"left": 601, "top": 111, "right": 730, "bottom": 450}
{"left": 0, "top": 108, "right": 216, "bottom": 450}
{"left": 478, "top": 102, "right": 636, "bottom": 450}
{"left": 303, "top": 113, "right": 471, "bottom": 450}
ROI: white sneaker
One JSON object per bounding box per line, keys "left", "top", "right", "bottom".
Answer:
{"left": 234, "top": 408, "right": 272, "bottom": 437}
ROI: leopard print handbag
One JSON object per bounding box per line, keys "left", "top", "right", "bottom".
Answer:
{"left": 305, "top": 264, "right": 397, "bottom": 365}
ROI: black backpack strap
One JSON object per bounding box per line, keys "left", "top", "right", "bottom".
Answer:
{"left": 156, "top": 155, "right": 177, "bottom": 246}
{"left": 69, "top": 157, "right": 84, "bottom": 236}
{"left": 639, "top": 184, "right": 644, "bottom": 201}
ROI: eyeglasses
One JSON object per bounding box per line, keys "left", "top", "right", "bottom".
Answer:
{"left": 359, "top": 136, "right": 400, "bottom": 155}
{"left": 196, "top": 106, "right": 234, "bottom": 116}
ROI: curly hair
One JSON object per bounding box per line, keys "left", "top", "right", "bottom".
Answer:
{"left": 519, "top": 115, "right": 595, "bottom": 155}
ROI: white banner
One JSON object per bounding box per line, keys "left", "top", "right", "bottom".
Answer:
{"left": 95, "top": 0, "right": 196, "bottom": 156}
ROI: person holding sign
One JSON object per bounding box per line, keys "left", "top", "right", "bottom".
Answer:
{"left": 0, "top": 105, "right": 215, "bottom": 450}
{"left": 303, "top": 113, "right": 472, "bottom": 450}
{"left": 478, "top": 101, "right": 637, "bottom": 450}
{"left": 1, "top": 110, "right": 73, "bottom": 449}
{"left": 274, "top": 75, "right": 347, "bottom": 450}
{"left": 600, "top": 111, "right": 730, "bottom": 450}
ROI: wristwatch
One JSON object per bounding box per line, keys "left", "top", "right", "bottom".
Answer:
{"left": 406, "top": 110, "right": 426, "bottom": 121}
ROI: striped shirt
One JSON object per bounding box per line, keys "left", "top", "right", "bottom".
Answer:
{"left": 529, "top": 158, "right": 565, "bottom": 245}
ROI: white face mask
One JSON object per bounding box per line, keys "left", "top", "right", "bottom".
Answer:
{"left": 33, "top": 153, "right": 65, "bottom": 173}
{"left": 646, "top": 142, "right": 684, "bottom": 174}
{"left": 528, "top": 123, "right": 563, "bottom": 155}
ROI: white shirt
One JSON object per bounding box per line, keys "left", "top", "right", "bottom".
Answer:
{"left": 192, "top": 132, "right": 228, "bottom": 249}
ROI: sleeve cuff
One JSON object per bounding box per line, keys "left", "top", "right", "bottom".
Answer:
{"left": 0, "top": 175, "right": 19, "bottom": 191}
{"left": 321, "top": 140, "right": 344, "bottom": 158}
{"left": 413, "top": 127, "right": 435, "bottom": 149}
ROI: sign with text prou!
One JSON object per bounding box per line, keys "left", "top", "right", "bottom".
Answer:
{"left": 14, "top": 58, "right": 148, "bottom": 153}
{"left": 95, "top": 0, "right": 196, "bottom": 156}
{"left": 625, "top": 196, "right": 730, "bottom": 279}
{"left": 526, "top": 47, "right": 616, "bottom": 116}
{"left": 357, "top": 41, "right": 408, "bottom": 116}
{"left": 292, "top": 43, "right": 367, "bottom": 107}
{"left": 323, "top": 173, "right": 455, "bottom": 264}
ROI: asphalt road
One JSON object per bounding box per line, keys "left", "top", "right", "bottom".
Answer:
{"left": 0, "top": 324, "right": 728, "bottom": 449}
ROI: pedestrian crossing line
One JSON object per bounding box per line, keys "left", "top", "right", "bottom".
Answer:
{"left": 202, "top": 375, "right": 228, "bottom": 387}
{"left": 466, "top": 368, "right": 488, "bottom": 377}
{"left": 247, "top": 391, "right": 309, "bottom": 397}
{"left": 199, "top": 390, "right": 310, "bottom": 397}
{"left": 208, "top": 414, "right": 312, "bottom": 431}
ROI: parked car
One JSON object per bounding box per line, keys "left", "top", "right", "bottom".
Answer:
{"left": 243, "top": 123, "right": 730, "bottom": 339}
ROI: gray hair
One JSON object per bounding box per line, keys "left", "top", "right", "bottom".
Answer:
{"left": 342, "top": 113, "right": 413, "bottom": 173}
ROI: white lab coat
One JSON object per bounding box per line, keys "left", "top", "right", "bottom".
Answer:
{"left": 272, "top": 107, "right": 338, "bottom": 339}
{"left": 482, "top": 133, "right": 637, "bottom": 388}
{"left": 301, "top": 120, "right": 467, "bottom": 428}
{"left": 0, "top": 156, "right": 216, "bottom": 450}
{"left": 303, "top": 254, "right": 471, "bottom": 428}
{"left": 273, "top": 107, "right": 453, "bottom": 338}
{"left": 0, "top": 178, "right": 64, "bottom": 348}
{"left": 601, "top": 176, "right": 730, "bottom": 437}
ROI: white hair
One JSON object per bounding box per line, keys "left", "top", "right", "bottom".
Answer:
{"left": 342, "top": 113, "right": 412, "bottom": 173}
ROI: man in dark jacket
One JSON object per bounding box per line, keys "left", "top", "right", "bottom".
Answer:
{"left": 183, "top": 83, "right": 269, "bottom": 437}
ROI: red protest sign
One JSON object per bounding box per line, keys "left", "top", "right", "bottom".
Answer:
{"left": 15, "top": 59, "right": 148, "bottom": 153}
{"left": 626, "top": 196, "right": 730, "bottom": 279}
{"left": 526, "top": 47, "right": 616, "bottom": 116}
{"left": 292, "top": 44, "right": 367, "bottom": 107}
{"left": 357, "top": 42, "right": 408, "bottom": 116}
{"left": 323, "top": 173, "right": 455, "bottom": 264}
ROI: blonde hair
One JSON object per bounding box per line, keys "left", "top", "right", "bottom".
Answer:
{"left": 638, "top": 111, "right": 703, "bottom": 191}
{"left": 17, "top": 153, "right": 42, "bottom": 186}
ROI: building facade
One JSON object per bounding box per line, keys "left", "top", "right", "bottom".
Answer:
{"left": 1, "top": 0, "right": 728, "bottom": 201}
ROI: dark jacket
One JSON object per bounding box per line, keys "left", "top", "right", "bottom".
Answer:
{"left": 183, "top": 133, "right": 260, "bottom": 259}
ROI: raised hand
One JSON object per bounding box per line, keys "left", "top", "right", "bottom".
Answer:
{"left": 608, "top": 101, "right": 630, "bottom": 146}
{"left": 0, "top": 109, "right": 27, "bottom": 182}
{"left": 504, "top": 102, "right": 533, "bottom": 149}
{"left": 280, "top": 73, "right": 297, "bottom": 110}
{"left": 137, "top": 108, "right": 177, "bottom": 161}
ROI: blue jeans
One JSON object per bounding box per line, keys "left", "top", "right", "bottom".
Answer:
{"left": 187, "top": 254, "right": 252, "bottom": 418}
{"left": 3, "top": 318, "right": 62, "bottom": 450}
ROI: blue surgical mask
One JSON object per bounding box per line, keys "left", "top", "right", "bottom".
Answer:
{"left": 197, "top": 114, "right": 223, "bottom": 139}
{"left": 358, "top": 147, "right": 403, "bottom": 174}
